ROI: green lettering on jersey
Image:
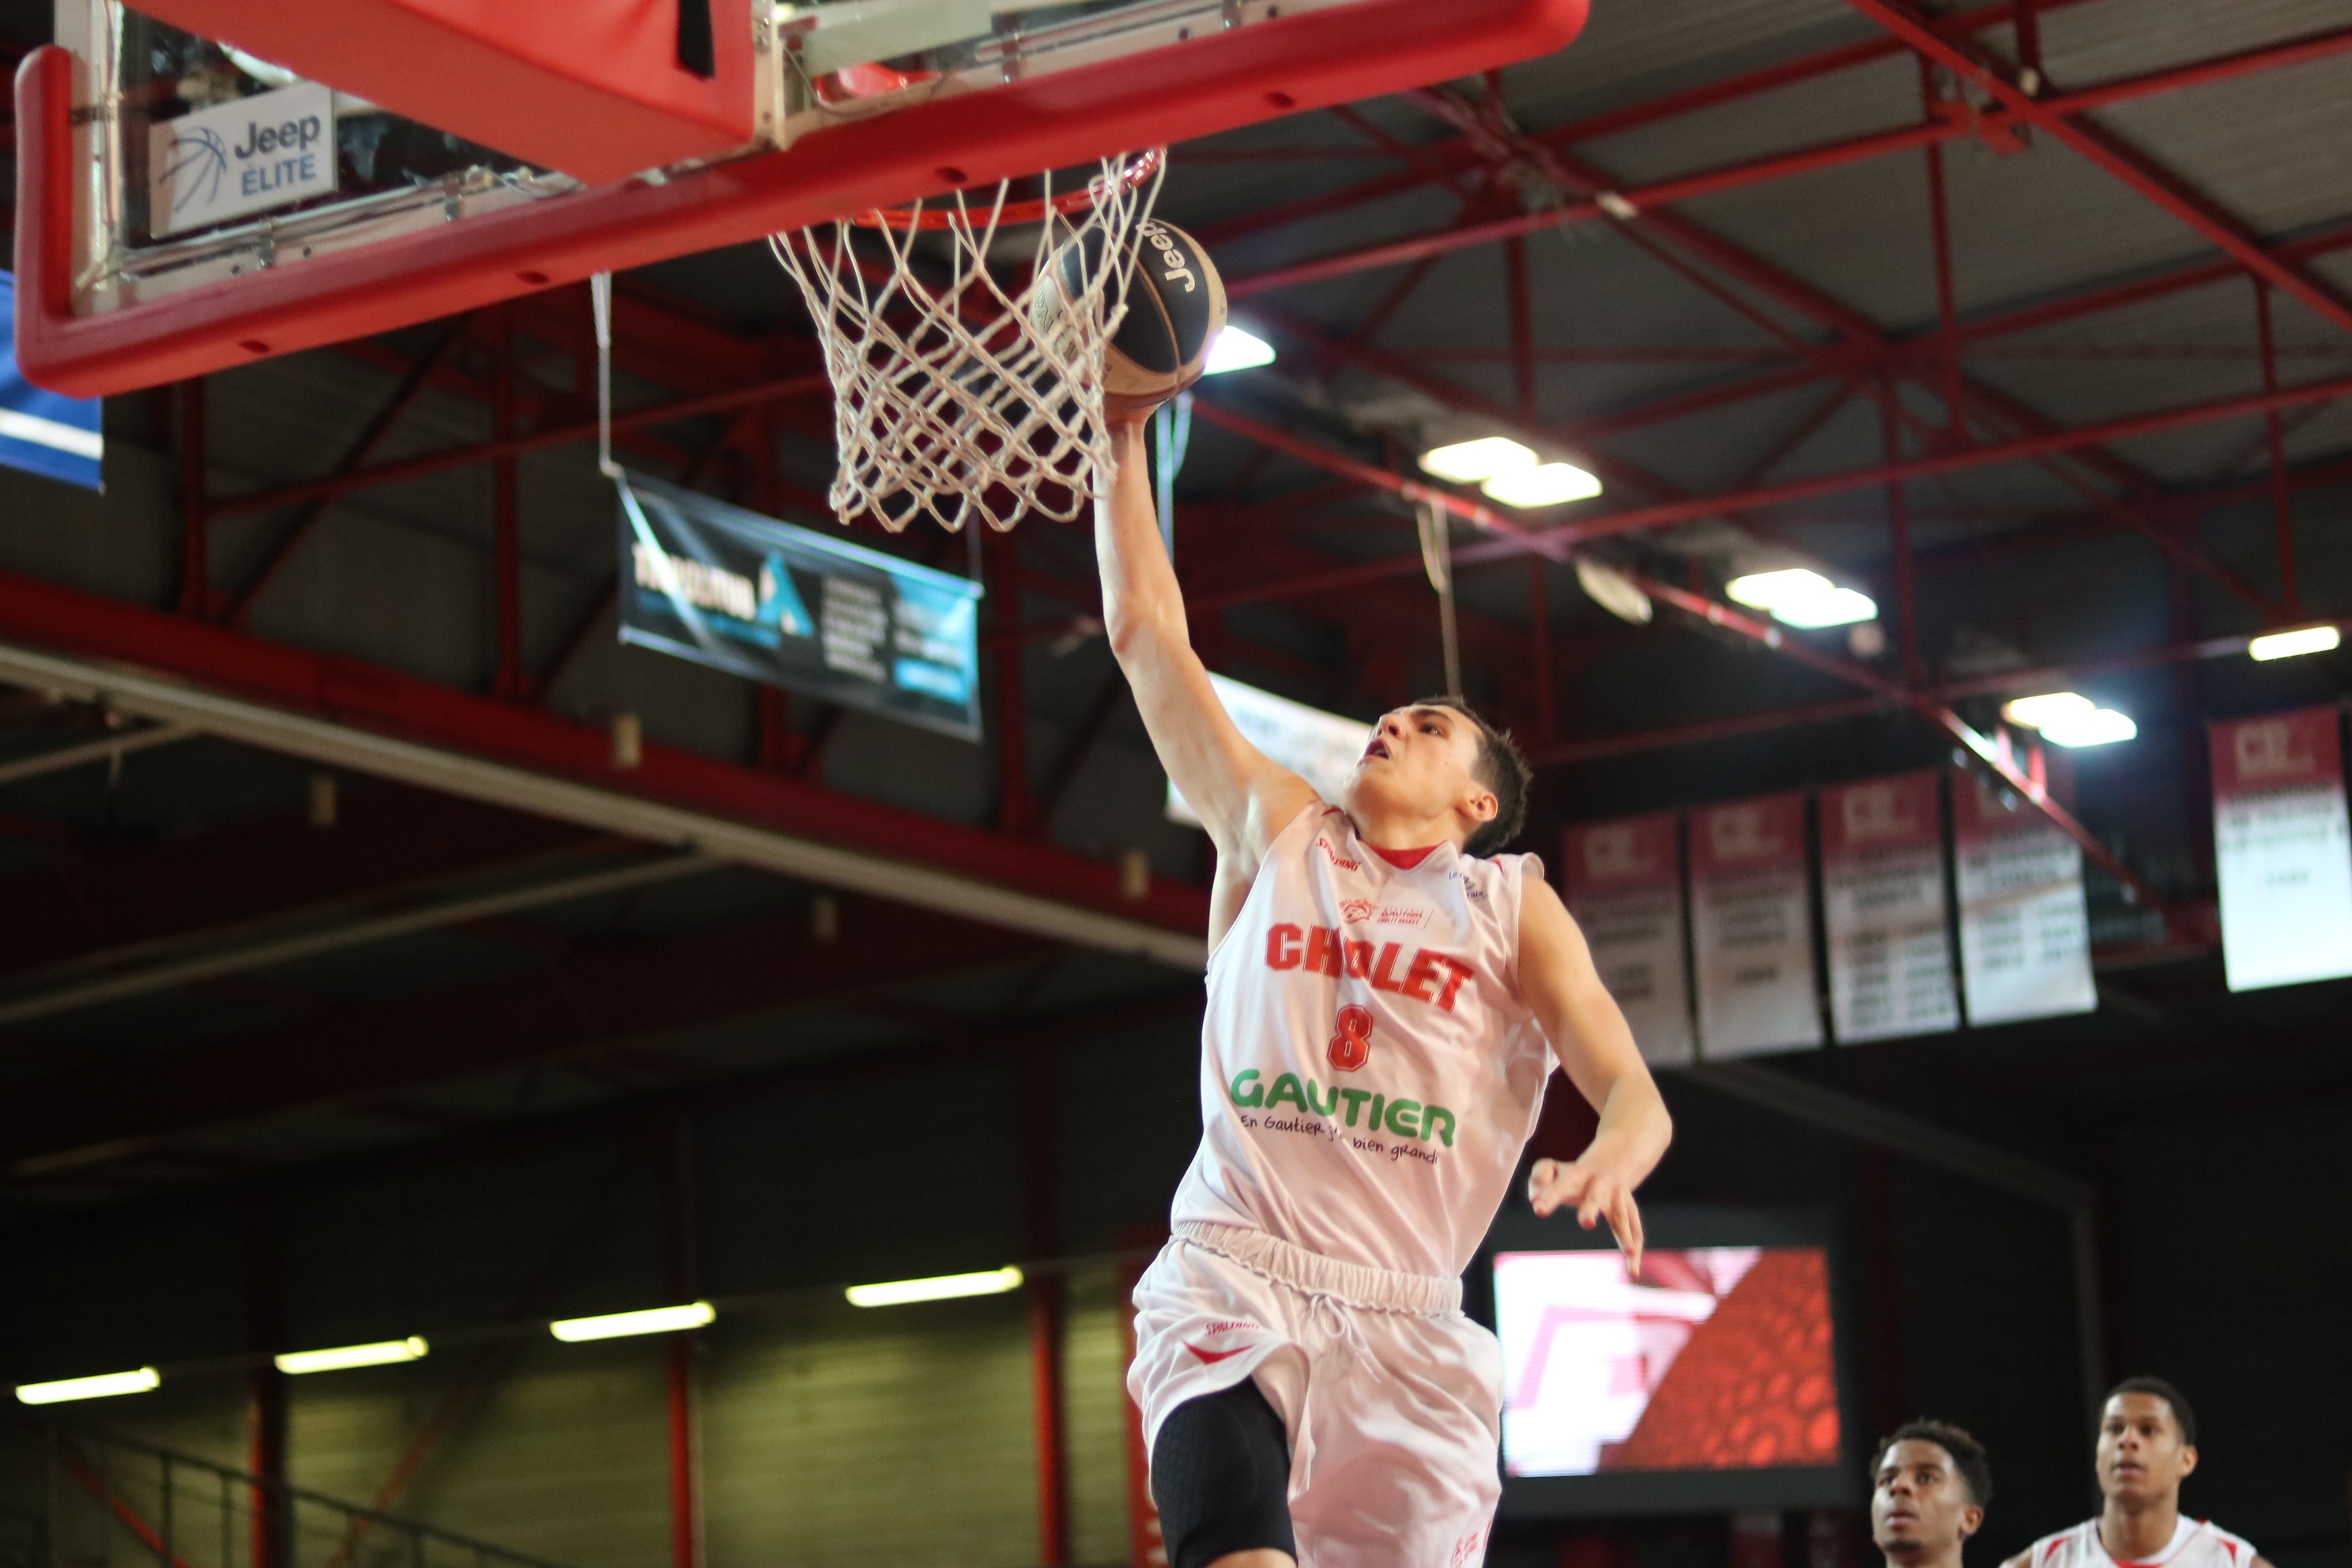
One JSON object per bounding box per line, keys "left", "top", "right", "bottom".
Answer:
{"left": 1384, "top": 1098, "right": 1422, "bottom": 1138}
{"left": 1264, "top": 1072, "right": 1307, "bottom": 1112}
{"left": 1228, "top": 1069, "right": 1265, "bottom": 1108}
{"left": 1304, "top": 1079, "right": 1339, "bottom": 1117}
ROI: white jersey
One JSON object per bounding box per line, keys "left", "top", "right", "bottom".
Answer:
{"left": 1168, "top": 803, "right": 1557, "bottom": 1279}
{"left": 2027, "top": 1519, "right": 2260, "bottom": 1568}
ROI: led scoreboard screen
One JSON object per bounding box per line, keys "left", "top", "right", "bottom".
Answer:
{"left": 1486, "top": 1208, "right": 1855, "bottom": 1517}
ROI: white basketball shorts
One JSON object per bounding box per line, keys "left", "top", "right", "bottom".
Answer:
{"left": 1128, "top": 1220, "right": 1505, "bottom": 1568}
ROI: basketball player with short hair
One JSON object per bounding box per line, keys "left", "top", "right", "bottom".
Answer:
{"left": 2006, "top": 1379, "right": 2271, "bottom": 1568}
{"left": 1095, "top": 414, "right": 1673, "bottom": 1568}
{"left": 1873, "top": 1421, "right": 1993, "bottom": 1568}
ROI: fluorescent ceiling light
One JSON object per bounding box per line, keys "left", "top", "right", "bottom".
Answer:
{"left": 548, "top": 1302, "right": 714, "bottom": 1342}
{"left": 846, "top": 1266, "right": 1024, "bottom": 1308}
{"left": 1419, "top": 436, "right": 1536, "bottom": 484}
{"left": 1725, "top": 568, "right": 1831, "bottom": 611}
{"left": 2249, "top": 624, "right": 2341, "bottom": 661}
{"left": 2041, "top": 708, "right": 2137, "bottom": 748}
{"left": 16, "top": 1368, "right": 159, "bottom": 1405}
{"left": 1772, "top": 586, "right": 1876, "bottom": 628}
{"left": 275, "top": 1338, "right": 427, "bottom": 1375}
{"left": 2001, "top": 692, "right": 2096, "bottom": 729}
{"left": 1724, "top": 567, "right": 1875, "bottom": 628}
{"left": 1203, "top": 326, "right": 1275, "bottom": 375}
{"left": 1480, "top": 462, "right": 1603, "bottom": 508}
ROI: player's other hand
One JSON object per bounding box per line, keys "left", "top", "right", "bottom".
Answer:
{"left": 1527, "top": 1157, "right": 1646, "bottom": 1277}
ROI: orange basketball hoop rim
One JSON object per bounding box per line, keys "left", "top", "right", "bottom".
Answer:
{"left": 852, "top": 149, "right": 1165, "bottom": 231}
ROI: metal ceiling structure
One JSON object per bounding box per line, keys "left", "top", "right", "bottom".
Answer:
{"left": 4, "top": 0, "right": 2352, "bottom": 1222}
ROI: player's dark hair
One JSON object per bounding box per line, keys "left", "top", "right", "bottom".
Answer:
{"left": 2109, "top": 1376, "right": 2196, "bottom": 1448}
{"left": 1876, "top": 1419, "right": 1994, "bottom": 1507}
{"left": 1412, "top": 695, "right": 1532, "bottom": 858}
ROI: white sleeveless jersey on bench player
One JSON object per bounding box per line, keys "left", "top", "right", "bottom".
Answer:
{"left": 1131, "top": 804, "right": 1560, "bottom": 1568}
{"left": 1168, "top": 803, "right": 1558, "bottom": 1278}
{"left": 2026, "top": 1518, "right": 2260, "bottom": 1568}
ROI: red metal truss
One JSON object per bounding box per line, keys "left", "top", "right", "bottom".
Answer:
{"left": 1190, "top": 367, "right": 2352, "bottom": 609}
{"left": 1198, "top": 0, "right": 2107, "bottom": 249}
{"left": 1842, "top": 0, "right": 2352, "bottom": 337}
{"left": 1223, "top": 22, "right": 2352, "bottom": 301}
{"left": 0, "top": 570, "right": 1211, "bottom": 947}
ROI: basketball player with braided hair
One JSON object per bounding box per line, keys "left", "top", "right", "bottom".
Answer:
{"left": 1095, "top": 412, "right": 1672, "bottom": 1568}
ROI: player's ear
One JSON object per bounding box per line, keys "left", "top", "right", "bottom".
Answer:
{"left": 1958, "top": 1506, "right": 1984, "bottom": 1540}
{"left": 1462, "top": 784, "right": 1498, "bottom": 826}
{"left": 2177, "top": 1446, "right": 2198, "bottom": 1478}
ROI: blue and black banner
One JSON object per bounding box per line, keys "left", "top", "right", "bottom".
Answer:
{"left": 0, "top": 273, "right": 103, "bottom": 490}
{"left": 616, "top": 471, "right": 984, "bottom": 741}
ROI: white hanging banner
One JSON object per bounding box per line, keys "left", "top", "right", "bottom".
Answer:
{"left": 1951, "top": 770, "right": 2096, "bottom": 1025}
{"left": 1563, "top": 812, "right": 1693, "bottom": 1068}
{"left": 1166, "top": 674, "right": 1367, "bottom": 826}
{"left": 1820, "top": 771, "right": 1958, "bottom": 1042}
{"left": 2211, "top": 707, "right": 2352, "bottom": 992}
{"left": 1690, "top": 792, "right": 1822, "bottom": 1058}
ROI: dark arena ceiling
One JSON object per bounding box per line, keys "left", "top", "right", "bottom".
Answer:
{"left": 4, "top": 0, "right": 2352, "bottom": 1219}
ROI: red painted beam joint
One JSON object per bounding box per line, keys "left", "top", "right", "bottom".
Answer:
{"left": 0, "top": 569, "right": 1211, "bottom": 940}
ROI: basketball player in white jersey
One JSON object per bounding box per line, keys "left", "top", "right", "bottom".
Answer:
{"left": 1872, "top": 1421, "right": 1992, "bottom": 1568}
{"left": 1094, "top": 414, "right": 1672, "bottom": 1568}
{"left": 2007, "top": 1380, "right": 2271, "bottom": 1568}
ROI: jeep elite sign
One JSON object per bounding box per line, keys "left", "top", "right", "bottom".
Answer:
{"left": 149, "top": 81, "right": 337, "bottom": 239}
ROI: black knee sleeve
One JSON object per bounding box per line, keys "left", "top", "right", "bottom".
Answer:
{"left": 1151, "top": 1380, "right": 1298, "bottom": 1568}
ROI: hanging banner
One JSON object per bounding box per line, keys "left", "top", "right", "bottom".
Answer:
{"left": 615, "top": 471, "right": 983, "bottom": 740}
{"left": 1563, "top": 814, "right": 1694, "bottom": 1067}
{"left": 1951, "top": 771, "right": 2096, "bottom": 1025}
{"left": 1167, "top": 674, "right": 1366, "bottom": 826}
{"left": 0, "top": 273, "right": 104, "bottom": 490}
{"left": 1690, "top": 792, "right": 1822, "bottom": 1057}
{"left": 1820, "top": 771, "right": 1958, "bottom": 1042}
{"left": 2211, "top": 707, "right": 2352, "bottom": 992}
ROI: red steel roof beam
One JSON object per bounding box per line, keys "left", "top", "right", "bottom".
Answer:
{"left": 1185, "top": 369, "right": 2352, "bottom": 606}
{"left": 1843, "top": 0, "right": 2352, "bottom": 337}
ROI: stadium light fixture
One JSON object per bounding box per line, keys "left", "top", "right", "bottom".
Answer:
{"left": 1480, "top": 462, "right": 1602, "bottom": 508}
{"left": 1418, "top": 436, "right": 1536, "bottom": 484}
{"left": 2000, "top": 692, "right": 2096, "bottom": 729}
{"left": 274, "top": 1338, "right": 428, "bottom": 1375}
{"left": 15, "top": 1368, "right": 159, "bottom": 1405}
{"left": 548, "top": 1302, "right": 714, "bottom": 1342}
{"left": 1724, "top": 567, "right": 1877, "bottom": 628}
{"left": 1203, "top": 325, "right": 1275, "bottom": 375}
{"left": 2041, "top": 708, "right": 2137, "bottom": 748}
{"left": 846, "top": 1267, "right": 1025, "bottom": 1308}
{"left": 2249, "top": 625, "right": 2342, "bottom": 661}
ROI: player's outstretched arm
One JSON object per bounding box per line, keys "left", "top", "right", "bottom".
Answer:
{"left": 1095, "top": 417, "right": 1319, "bottom": 880}
{"left": 1515, "top": 872, "right": 1673, "bottom": 1274}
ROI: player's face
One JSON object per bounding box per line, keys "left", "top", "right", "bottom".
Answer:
{"left": 1871, "top": 1440, "right": 1981, "bottom": 1563}
{"left": 2097, "top": 1393, "right": 2196, "bottom": 1505}
{"left": 1344, "top": 705, "right": 1497, "bottom": 837}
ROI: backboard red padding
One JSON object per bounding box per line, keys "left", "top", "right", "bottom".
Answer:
{"left": 123, "top": 0, "right": 755, "bottom": 183}
{"left": 16, "top": 0, "right": 1589, "bottom": 397}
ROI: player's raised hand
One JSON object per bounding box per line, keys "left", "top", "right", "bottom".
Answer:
{"left": 1527, "top": 1157, "right": 1646, "bottom": 1278}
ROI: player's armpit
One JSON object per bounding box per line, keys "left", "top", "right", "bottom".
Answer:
{"left": 1516, "top": 870, "right": 1673, "bottom": 1197}
{"left": 1094, "top": 419, "right": 1319, "bottom": 865}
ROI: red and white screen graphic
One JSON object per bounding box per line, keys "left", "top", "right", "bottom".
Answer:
{"left": 1494, "top": 1246, "right": 1841, "bottom": 1477}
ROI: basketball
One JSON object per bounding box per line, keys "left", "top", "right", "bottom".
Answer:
{"left": 1035, "top": 219, "right": 1228, "bottom": 417}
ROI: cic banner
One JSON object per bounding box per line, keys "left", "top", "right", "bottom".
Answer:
{"left": 1820, "top": 771, "right": 1958, "bottom": 1042}
{"left": 2211, "top": 707, "right": 2352, "bottom": 992}
{"left": 1563, "top": 813, "right": 1693, "bottom": 1068}
{"left": 1690, "top": 792, "right": 1822, "bottom": 1057}
{"left": 1951, "top": 771, "right": 2094, "bottom": 1025}
{"left": 616, "top": 472, "right": 984, "bottom": 740}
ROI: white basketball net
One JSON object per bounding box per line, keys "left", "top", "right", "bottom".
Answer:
{"left": 771, "top": 152, "right": 1166, "bottom": 533}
